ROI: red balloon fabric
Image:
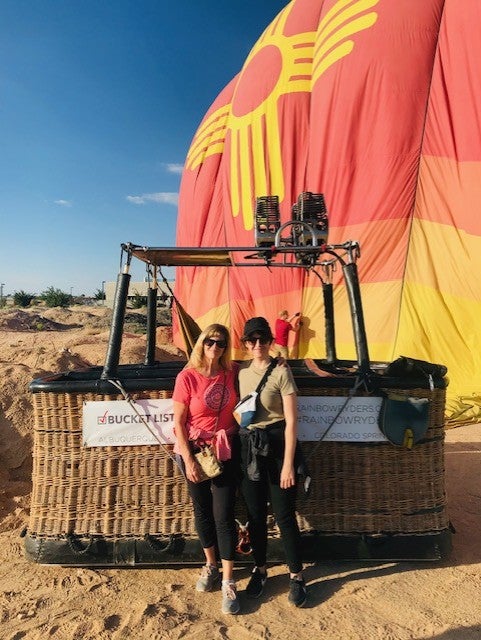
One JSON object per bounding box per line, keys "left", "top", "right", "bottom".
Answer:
{"left": 175, "top": 0, "right": 481, "bottom": 426}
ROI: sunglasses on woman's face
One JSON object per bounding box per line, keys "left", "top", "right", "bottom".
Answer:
{"left": 204, "top": 338, "right": 227, "bottom": 349}
{"left": 244, "top": 335, "right": 270, "bottom": 346}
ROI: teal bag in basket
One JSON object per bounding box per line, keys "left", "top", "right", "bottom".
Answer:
{"left": 379, "top": 394, "right": 430, "bottom": 449}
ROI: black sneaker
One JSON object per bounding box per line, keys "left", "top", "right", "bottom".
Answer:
{"left": 288, "top": 577, "right": 307, "bottom": 607}
{"left": 245, "top": 567, "right": 267, "bottom": 598}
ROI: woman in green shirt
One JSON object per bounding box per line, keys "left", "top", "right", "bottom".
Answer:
{"left": 238, "top": 316, "right": 307, "bottom": 608}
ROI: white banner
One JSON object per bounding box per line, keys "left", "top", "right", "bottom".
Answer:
{"left": 83, "top": 398, "right": 175, "bottom": 447}
{"left": 297, "top": 396, "right": 387, "bottom": 442}
{"left": 82, "top": 395, "right": 387, "bottom": 448}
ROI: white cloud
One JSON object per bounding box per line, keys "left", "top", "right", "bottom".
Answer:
{"left": 164, "top": 163, "right": 183, "bottom": 174}
{"left": 54, "top": 199, "right": 73, "bottom": 207}
{"left": 126, "top": 192, "right": 179, "bottom": 206}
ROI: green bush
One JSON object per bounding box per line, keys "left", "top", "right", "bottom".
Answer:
{"left": 130, "top": 290, "right": 147, "bottom": 309}
{"left": 13, "top": 290, "right": 36, "bottom": 307}
{"left": 39, "top": 286, "right": 73, "bottom": 308}
{"left": 93, "top": 288, "right": 105, "bottom": 301}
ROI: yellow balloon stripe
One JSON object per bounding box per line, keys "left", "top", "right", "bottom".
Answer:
{"left": 251, "top": 114, "right": 268, "bottom": 198}
{"left": 396, "top": 282, "right": 481, "bottom": 398}
{"left": 405, "top": 218, "right": 481, "bottom": 299}
{"left": 187, "top": 107, "right": 230, "bottom": 170}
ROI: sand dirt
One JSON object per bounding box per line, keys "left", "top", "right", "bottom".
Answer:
{"left": 0, "top": 306, "right": 479, "bottom": 640}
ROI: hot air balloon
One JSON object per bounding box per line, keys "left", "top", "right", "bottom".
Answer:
{"left": 175, "top": 0, "right": 481, "bottom": 427}
{"left": 24, "top": 0, "right": 462, "bottom": 565}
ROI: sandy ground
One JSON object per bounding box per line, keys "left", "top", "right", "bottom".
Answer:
{"left": 0, "top": 306, "right": 479, "bottom": 640}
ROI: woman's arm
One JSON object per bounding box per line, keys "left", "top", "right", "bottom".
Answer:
{"left": 173, "top": 400, "right": 203, "bottom": 483}
{"left": 280, "top": 392, "right": 298, "bottom": 489}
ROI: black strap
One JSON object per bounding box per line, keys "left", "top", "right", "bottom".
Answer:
{"left": 305, "top": 374, "right": 367, "bottom": 461}
{"left": 255, "top": 358, "right": 278, "bottom": 395}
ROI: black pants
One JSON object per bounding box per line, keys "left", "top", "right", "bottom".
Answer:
{"left": 240, "top": 432, "right": 302, "bottom": 574}
{"left": 186, "top": 444, "right": 239, "bottom": 561}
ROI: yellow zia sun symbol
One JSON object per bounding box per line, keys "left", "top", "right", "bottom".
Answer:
{"left": 186, "top": 0, "right": 379, "bottom": 230}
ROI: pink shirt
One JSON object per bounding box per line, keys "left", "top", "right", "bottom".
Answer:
{"left": 172, "top": 365, "right": 239, "bottom": 461}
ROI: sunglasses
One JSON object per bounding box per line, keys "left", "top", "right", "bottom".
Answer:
{"left": 244, "top": 336, "right": 271, "bottom": 346}
{"left": 204, "top": 338, "right": 227, "bottom": 349}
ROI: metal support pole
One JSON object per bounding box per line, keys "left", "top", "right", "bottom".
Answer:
{"left": 322, "top": 282, "right": 337, "bottom": 364}
{"left": 342, "top": 262, "right": 371, "bottom": 373}
{"left": 101, "top": 270, "right": 131, "bottom": 379}
{"left": 144, "top": 287, "right": 157, "bottom": 366}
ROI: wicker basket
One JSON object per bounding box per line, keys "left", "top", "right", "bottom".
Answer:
{"left": 28, "top": 385, "right": 448, "bottom": 541}
{"left": 296, "top": 386, "right": 448, "bottom": 534}
{"left": 29, "top": 389, "right": 195, "bottom": 539}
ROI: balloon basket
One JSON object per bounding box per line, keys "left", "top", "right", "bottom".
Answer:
{"left": 23, "top": 242, "right": 451, "bottom": 565}
{"left": 24, "top": 361, "right": 451, "bottom": 566}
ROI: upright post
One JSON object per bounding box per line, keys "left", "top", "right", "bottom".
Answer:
{"left": 342, "top": 262, "right": 371, "bottom": 373}
{"left": 144, "top": 286, "right": 157, "bottom": 366}
{"left": 101, "top": 267, "right": 131, "bottom": 380}
{"left": 322, "top": 282, "right": 337, "bottom": 364}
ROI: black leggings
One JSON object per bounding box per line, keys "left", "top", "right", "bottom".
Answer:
{"left": 240, "top": 434, "right": 302, "bottom": 574}
{"left": 186, "top": 454, "right": 238, "bottom": 561}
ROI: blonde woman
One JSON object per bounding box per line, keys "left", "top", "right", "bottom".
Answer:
{"left": 173, "top": 324, "right": 240, "bottom": 615}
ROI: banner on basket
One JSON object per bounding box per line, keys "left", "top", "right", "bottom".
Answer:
{"left": 83, "top": 398, "right": 175, "bottom": 447}
{"left": 297, "top": 396, "right": 387, "bottom": 442}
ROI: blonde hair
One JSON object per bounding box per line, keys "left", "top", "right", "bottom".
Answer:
{"left": 187, "top": 324, "right": 232, "bottom": 371}
{"left": 279, "top": 310, "right": 288, "bottom": 319}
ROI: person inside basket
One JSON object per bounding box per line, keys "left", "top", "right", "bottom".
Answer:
{"left": 173, "top": 324, "right": 241, "bottom": 615}
{"left": 238, "top": 316, "right": 308, "bottom": 608}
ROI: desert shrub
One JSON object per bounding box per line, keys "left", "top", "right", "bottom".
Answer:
{"left": 93, "top": 288, "right": 106, "bottom": 301}
{"left": 157, "top": 308, "right": 172, "bottom": 326}
{"left": 130, "top": 290, "right": 147, "bottom": 309}
{"left": 13, "top": 290, "right": 36, "bottom": 307}
{"left": 39, "top": 286, "right": 73, "bottom": 308}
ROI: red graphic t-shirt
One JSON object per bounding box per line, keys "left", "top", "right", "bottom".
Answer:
{"left": 172, "top": 365, "right": 239, "bottom": 460}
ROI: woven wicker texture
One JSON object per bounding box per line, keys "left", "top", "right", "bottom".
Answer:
{"left": 29, "top": 386, "right": 448, "bottom": 539}
{"left": 296, "top": 386, "right": 448, "bottom": 534}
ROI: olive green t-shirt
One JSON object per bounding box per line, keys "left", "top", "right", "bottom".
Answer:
{"left": 238, "top": 361, "right": 297, "bottom": 429}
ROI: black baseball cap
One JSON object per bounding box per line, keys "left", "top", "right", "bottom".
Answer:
{"left": 241, "top": 316, "right": 273, "bottom": 340}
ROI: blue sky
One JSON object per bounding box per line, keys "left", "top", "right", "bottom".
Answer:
{"left": 0, "top": 1, "right": 286, "bottom": 296}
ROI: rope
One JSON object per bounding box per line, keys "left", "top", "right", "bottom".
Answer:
{"left": 106, "top": 378, "right": 179, "bottom": 465}
{"left": 305, "top": 375, "right": 368, "bottom": 461}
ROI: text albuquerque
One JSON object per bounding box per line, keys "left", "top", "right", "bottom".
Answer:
{"left": 83, "top": 398, "right": 175, "bottom": 447}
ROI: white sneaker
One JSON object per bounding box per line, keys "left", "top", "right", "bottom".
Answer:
{"left": 196, "top": 564, "right": 220, "bottom": 592}
{"left": 221, "top": 580, "right": 240, "bottom": 614}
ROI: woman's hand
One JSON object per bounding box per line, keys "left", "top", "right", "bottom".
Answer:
{"left": 280, "top": 463, "right": 296, "bottom": 489}
{"left": 184, "top": 455, "right": 203, "bottom": 483}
